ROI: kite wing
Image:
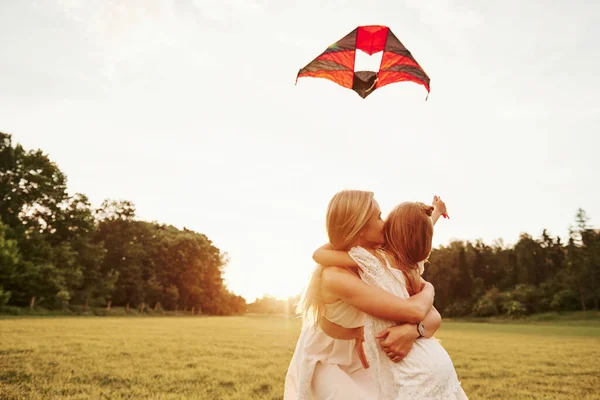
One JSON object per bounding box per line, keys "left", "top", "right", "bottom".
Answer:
{"left": 297, "top": 25, "right": 430, "bottom": 99}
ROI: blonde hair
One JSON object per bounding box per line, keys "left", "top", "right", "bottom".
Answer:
{"left": 297, "top": 190, "right": 376, "bottom": 326}
{"left": 383, "top": 202, "right": 434, "bottom": 296}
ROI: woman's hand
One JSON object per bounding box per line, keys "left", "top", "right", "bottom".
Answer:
{"left": 421, "top": 280, "right": 435, "bottom": 298}
{"left": 375, "top": 324, "right": 420, "bottom": 363}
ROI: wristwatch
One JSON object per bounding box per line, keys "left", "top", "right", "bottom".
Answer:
{"left": 417, "top": 322, "right": 426, "bottom": 338}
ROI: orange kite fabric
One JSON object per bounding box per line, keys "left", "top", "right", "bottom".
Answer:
{"left": 297, "top": 25, "right": 430, "bottom": 99}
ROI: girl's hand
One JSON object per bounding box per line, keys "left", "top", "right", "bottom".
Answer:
{"left": 432, "top": 195, "right": 449, "bottom": 219}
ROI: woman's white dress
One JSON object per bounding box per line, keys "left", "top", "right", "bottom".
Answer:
{"left": 349, "top": 246, "right": 469, "bottom": 400}
{"left": 284, "top": 297, "right": 375, "bottom": 400}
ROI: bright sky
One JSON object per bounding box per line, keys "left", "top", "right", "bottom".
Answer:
{"left": 1, "top": 1, "right": 598, "bottom": 302}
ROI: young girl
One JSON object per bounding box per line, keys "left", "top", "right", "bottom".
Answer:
{"left": 313, "top": 198, "right": 468, "bottom": 399}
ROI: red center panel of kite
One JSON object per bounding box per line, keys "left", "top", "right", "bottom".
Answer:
{"left": 356, "top": 25, "right": 389, "bottom": 55}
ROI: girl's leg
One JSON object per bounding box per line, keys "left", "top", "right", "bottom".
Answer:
{"left": 312, "top": 362, "right": 374, "bottom": 400}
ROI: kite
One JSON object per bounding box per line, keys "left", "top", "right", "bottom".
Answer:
{"left": 296, "top": 25, "right": 430, "bottom": 99}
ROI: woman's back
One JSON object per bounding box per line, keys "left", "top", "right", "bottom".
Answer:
{"left": 323, "top": 299, "right": 365, "bottom": 328}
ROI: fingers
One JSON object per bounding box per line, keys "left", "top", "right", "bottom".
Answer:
{"left": 375, "top": 328, "right": 390, "bottom": 339}
{"left": 385, "top": 350, "right": 407, "bottom": 363}
{"left": 380, "top": 341, "right": 393, "bottom": 352}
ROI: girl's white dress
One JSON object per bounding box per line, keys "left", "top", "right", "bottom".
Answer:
{"left": 349, "top": 246, "right": 469, "bottom": 400}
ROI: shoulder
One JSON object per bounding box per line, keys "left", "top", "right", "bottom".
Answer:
{"left": 321, "top": 266, "right": 360, "bottom": 288}
{"left": 321, "top": 266, "right": 361, "bottom": 299}
{"left": 349, "top": 247, "right": 388, "bottom": 273}
{"left": 321, "top": 266, "right": 359, "bottom": 281}
{"left": 349, "top": 246, "right": 381, "bottom": 266}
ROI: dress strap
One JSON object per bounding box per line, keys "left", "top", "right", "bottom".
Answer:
{"left": 319, "top": 317, "right": 370, "bottom": 369}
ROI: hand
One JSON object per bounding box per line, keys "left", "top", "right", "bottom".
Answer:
{"left": 420, "top": 279, "right": 434, "bottom": 293}
{"left": 432, "top": 195, "right": 449, "bottom": 219}
{"left": 422, "top": 280, "right": 435, "bottom": 295}
{"left": 375, "top": 324, "right": 419, "bottom": 363}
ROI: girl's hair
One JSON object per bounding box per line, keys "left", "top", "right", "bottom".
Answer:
{"left": 297, "top": 190, "right": 376, "bottom": 326}
{"left": 383, "top": 202, "right": 434, "bottom": 296}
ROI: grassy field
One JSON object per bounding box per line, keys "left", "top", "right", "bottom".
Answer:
{"left": 1, "top": 316, "right": 599, "bottom": 399}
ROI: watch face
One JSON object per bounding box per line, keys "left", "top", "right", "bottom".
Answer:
{"left": 418, "top": 323, "right": 426, "bottom": 336}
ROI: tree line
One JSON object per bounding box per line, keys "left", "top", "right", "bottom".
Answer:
{"left": 424, "top": 209, "right": 599, "bottom": 317}
{"left": 2, "top": 131, "right": 598, "bottom": 318}
{"left": 0, "top": 132, "right": 246, "bottom": 315}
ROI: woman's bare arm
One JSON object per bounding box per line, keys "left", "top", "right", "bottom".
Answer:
{"left": 420, "top": 306, "right": 441, "bottom": 338}
{"left": 375, "top": 304, "right": 441, "bottom": 363}
{"left": 321, "top": 267, "right": 434, "bottom": 323}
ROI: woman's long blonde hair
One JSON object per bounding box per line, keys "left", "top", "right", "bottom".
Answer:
{"left": 383, "top": 202, "right": 434, "bottom": 295}
{"left": 297, "top": 190, "right": 376, "bottom": 326}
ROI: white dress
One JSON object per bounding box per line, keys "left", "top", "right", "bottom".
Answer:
{"left": 284, "top": 298, "right": 375, "bottom": 400}
{"left": 349, "top": 246, "right": 468, "bottom": 400}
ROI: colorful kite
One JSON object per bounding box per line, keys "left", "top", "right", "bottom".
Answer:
{"left": 296, "top": 25, "right": 430, "bottom": 99}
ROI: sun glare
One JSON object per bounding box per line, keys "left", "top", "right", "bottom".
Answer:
{"left": 261, "top": 281, "right": 304, "bottom": 301}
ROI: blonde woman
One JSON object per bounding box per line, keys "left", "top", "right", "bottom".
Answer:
{"left": 313, "top": 199, "right": 468, "bottom": 399}
{"left": 284, "top": 190, "right": 443, "bottom": 400}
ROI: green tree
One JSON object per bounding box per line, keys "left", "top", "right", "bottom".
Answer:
{"left": 0, "top": 219, "right": 20, "bottom": 306}
{"left": 0, "top": 132, "right": 68, "bottom": 235}
{"left": 0, "top": 132, "right": 78, "bottom": 307}
{"left": 565, "top": 209, "right": 594, "bottom": 311}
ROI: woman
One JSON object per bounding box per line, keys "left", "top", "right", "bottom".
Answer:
{"left": 313, "top": 200, "right": 468, "bottom": 399}
{"left": 284, "top": 190, "right": 442, "bottom": 400}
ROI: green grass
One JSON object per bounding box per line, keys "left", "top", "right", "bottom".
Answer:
{"left": 1, "top": 316, "right": 599, "bottom": 399}
{"left": 448, "top": 310, "right": 600, "bottom": 326}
